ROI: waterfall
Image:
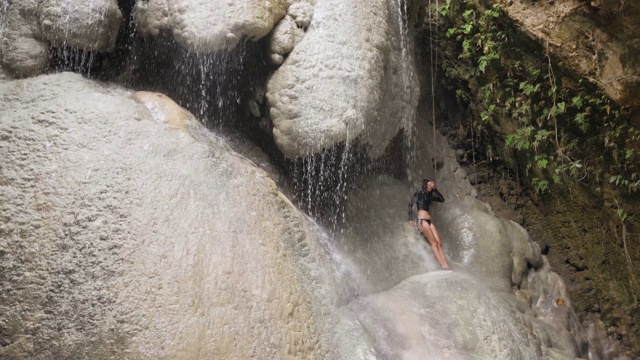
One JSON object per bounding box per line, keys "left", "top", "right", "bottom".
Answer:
{"left": 0, "top": 0, "right": 603, "bottom": 359}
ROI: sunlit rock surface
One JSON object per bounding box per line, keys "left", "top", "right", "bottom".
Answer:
{"left": 266, "top": 0, "right": 420, "bottom": 159}
{"left": 0, "top": 0, "right": 122, "bottom": 77}
{"left": 134, "top": 0, "right": 289, "bottom": 51}
{"left": 0, "top": 73, "right": 342, "bottom": 359}
{"left": 493, "top": 0, "right": 640, "bottom": 106}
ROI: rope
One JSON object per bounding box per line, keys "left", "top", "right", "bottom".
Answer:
{"left": 428, "top": 0, "right": 439, "bottom": 175}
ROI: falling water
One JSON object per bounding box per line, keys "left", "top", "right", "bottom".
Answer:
{"left": 292, "top": 145, "right": 363, "bottom": 229}
{"left": 395, "top": 0, "right": 418, "bottom": 184}
{"left": 289, "top": 0, "right": 419, "bottom": 233}
{"left": 51, "top": 0, "right": 109, "bottom": 74}
{"left": 0, "top": 1, "right": 8, "bottom": 33}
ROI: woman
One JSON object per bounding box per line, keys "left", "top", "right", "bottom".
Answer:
{"left": 408, "top": 178, "right": 450, "bottom": 270}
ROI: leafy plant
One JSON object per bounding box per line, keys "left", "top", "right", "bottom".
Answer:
{"left": 438, "top": 0, "right": 640, "bottom": 195}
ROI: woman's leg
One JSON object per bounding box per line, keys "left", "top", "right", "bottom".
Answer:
{"left": 420, "top": 222, "right": 448, "bottom": 268}
{"left": 429, "top": 224, "right": 449, "bottom": 269}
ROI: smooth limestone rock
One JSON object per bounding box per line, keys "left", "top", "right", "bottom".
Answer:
{"left": 341, "top": 272, "right": 566, "bottom": 360}
{"left": 0, "top": 0, "right": 122, "bottom": 78}
{"left": 134, "top": 0, "right": 289, "bottom": 51}
{"left": 133, "top": 91, "right": 194, "bottom": 129}
{"left": 266, "top": 0, "right": 420, "bottom": 159}
{"left": 0, "top": 73, "right": 344, "bottom": 359}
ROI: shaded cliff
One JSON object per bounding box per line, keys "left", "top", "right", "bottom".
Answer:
{"left": 415, "top": 0, "right": 640, "bottom": 357}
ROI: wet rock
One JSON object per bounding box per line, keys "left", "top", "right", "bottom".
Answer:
{"left": 0, "top": 0, "right": 122, "bottom": 78}
{"left": 134, "top": 0, "right": 289, "bottom": 51}
{"left": 266, "top": 0, "right": 420, "bottom": 158}
{"left": 0, "top": 73, "right": 597, "bottom": 359}
{"left": 341, "top": 272, "right": 580, "bottom": 359}
{"left": 39, "top": 0, "right": 122, "bottom": 51}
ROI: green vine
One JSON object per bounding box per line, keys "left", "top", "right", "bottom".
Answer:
{"left": 438, "top": 0, "right": 640, "bottom": 196}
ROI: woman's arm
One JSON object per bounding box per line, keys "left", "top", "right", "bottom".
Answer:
{"left": 431, "top": 188, "right": 445, "bottom": 202}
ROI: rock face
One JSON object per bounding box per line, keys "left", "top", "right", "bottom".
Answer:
{"left": 0, "top": 73, "right": 342, "bottom": 359}
{"left": 38, "top": 0, "right": 123, "bottom": 51}
{"left": 0, "top": 0, "right": 122, "bottom": 78}
{"left": 0, "top": 2, "right": 50, "bottom": 77}
{"left": 266, "top": 0, "right": 420, "bottom": 159}
{"left": 494, "top": 0, "right": 640, "bottom": 106}
{"left": 268, "top": 1, "right": 315, "bottom": 65}
{"left": 134, "top": 0, "right": 289, "bottom": 51}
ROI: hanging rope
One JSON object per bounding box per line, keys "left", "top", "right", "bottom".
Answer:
{"left": 428, "top": 0, "right": 439, "bottom": 175}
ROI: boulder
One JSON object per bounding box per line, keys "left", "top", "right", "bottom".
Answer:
{"left": 494, "top": 0, "right": 640, "bottom": 106}
{"left": 134, "top": 0, "right": 289, "bottom": 51}
{"left": 0, "top": 0, "right": 122, "bottom": 78}
{"left": 0, "top": 1, "right": 49, "bottom": 77}
{"left": 269, "top": 15, "right": 300, "bottom": 57}
{"left": 266, "top": 0, "right": 420, "bottom": 159}
{"left": 38, "top": 0, "right": 122, "bottom": 51}
{"left": 268, "top": 1, "right": 314, "bottom": 62}
{"left": 0, "top": 73, "right": 342, "bottom": 359}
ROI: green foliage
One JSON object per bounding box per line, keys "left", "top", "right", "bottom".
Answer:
{"left": 438, "top": 0, "right": 640, "bottom": 195}
{"left": 535, "top": 154, "right": 549, "bottom": 169}
{"left": 617, "top": 208, "right": 628, "bottom": 222}
{"left": 532, "top": 177, "right": 549, "bottom": 193}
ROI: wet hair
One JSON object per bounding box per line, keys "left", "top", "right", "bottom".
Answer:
{"left": 423, "top": 178, "right": 433, "bottom": 188}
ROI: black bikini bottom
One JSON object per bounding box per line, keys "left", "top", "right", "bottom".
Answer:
{"left": 418, "top": 218, "right": 432, "bottom": 227}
